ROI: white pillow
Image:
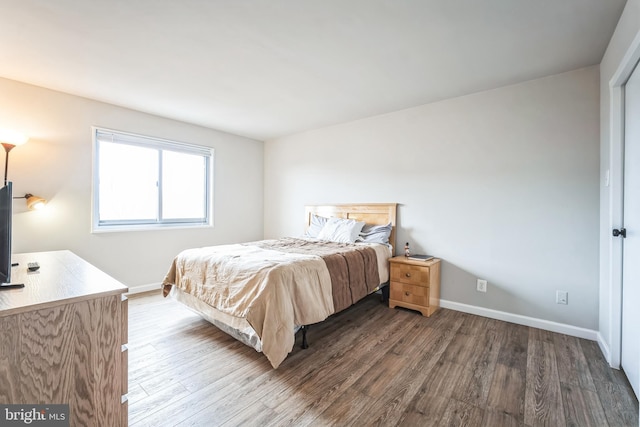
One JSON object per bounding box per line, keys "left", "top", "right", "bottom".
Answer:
{"left": 316, "top": 217, "right": 366, "bottom": 244}
{"left": 304, "top": 214, "right": 329, "bottom": 238}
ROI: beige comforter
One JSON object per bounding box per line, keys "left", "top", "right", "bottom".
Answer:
{"left": 162, "top": 238, "right": 387, "bottom": 368}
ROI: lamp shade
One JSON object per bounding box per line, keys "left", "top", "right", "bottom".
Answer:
{"left": 25, "top": 194, "right": 46, "bottom": 210}
{"left": 0, "top": 130, "right": 28, "bottom": 147}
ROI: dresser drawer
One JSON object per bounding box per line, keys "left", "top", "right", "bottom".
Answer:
{"left": 390, "top": 263, "right": 430, "bottom": 286}
{"left": 390, "top": 282, "right": 429, "bottom": 307}
{"left": 121, "top": 344, "right": 128, "bottom": 396}
{"left": 121, "top": 295, "right": 128, "bottom": 345}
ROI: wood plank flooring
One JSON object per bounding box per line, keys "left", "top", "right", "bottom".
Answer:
{"left": 127, "top": 291, "right": 638, "bottom": 426}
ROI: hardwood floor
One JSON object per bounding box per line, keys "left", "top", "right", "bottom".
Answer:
{"left": 127, "top": 291, "right": 638, "bottom": 426}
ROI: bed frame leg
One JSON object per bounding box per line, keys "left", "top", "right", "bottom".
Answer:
{"left": 301, "top": 325, "right": 309, "bottom": 349}
{"left": 381, "top": 283, "right": 390, "bottom": 303}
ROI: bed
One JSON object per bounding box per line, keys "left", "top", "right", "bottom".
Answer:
{"left": 162, "top": 203, "right": 397, "bottom": 368}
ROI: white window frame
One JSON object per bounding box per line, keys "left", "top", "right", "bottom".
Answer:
{"left": 91, "top": 127, "right": 214, "bottom": 233}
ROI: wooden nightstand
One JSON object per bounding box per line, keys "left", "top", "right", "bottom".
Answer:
{"left": 388, "top": 256, "right": 441, "bottom": 317}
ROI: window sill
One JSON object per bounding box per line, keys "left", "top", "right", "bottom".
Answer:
{"left": 91, "top": 222, "right": 213, "bottom": 234}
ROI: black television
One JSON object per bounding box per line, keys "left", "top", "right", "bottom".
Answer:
{"left": 0, "top": 181, "right": 13, "bottom": 284}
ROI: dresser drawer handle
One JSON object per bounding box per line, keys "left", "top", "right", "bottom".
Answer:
{"left": 405, "top": 273, "right": 411, "bottom": 278}
{"left": 405, "top": 291, "right": 410, "bottom": 296}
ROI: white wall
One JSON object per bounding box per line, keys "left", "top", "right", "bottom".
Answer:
{"left": 599, "top": 0, "right": 640, "bottom": 357}
{"left": 265, "top": 67, "right": 600, "bottom": 330}
{"left": 0, "top": 77, "right": 264, "bottom": 290}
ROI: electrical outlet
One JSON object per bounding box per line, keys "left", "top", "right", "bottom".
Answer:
{"left": 476, "top": 279, "right": 487, "bottom": 293}
{"left": 556, "top": 290, "right": 568, "bottom": 305}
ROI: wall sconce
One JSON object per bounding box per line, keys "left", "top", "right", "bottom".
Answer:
{"left": 0, "top": 129, "right": 29, "bottom": 185}
{"left": 14, "top": 193, "right": 47, "bottom": 211}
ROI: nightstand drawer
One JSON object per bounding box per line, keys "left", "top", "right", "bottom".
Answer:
{"left": 390, "top": 282, "right": 429, "bottom": 306}
{"left": 390, "top": 263, "right": 430, "bottom": 286}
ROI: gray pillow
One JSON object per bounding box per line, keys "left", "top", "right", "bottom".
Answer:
{"left": 359, "top": 222, "right": 392, "bottom": 244}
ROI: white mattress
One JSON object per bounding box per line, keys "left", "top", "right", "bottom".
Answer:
{"left": 170, "top": 285, "right": 264, "bottom": 352}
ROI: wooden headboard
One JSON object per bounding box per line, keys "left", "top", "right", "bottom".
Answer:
{"left": 305, "top": 203, "right": 398, "bottom": 253}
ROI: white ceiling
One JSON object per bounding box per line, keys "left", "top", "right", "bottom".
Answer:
{"left": 0, "top": 0, "right": 627, "bottom": 141}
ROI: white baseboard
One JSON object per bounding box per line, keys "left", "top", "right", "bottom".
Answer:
{"left": 124, "top": 289, "right": 602, "bottom": 343}
{"left": 126, "top": 282, "right": 162, "bottom": 295}
{"left": 440, "top": 299, "right": 599, "bottom": 341}
{"left": 597, "top": 332, "right": 615, "bottom": 368}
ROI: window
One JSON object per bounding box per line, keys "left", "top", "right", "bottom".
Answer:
{"left": 92, "top": 127, "right": 213, "bottom": 232}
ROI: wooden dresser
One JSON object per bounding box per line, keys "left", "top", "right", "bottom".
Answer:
{"left": 0, "top": 250, "right": 128, "bottom": 426}
{"left": 388, "top": 256, "right": 441, "bottom": 317}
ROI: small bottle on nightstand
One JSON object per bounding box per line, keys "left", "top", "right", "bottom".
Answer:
{"left": 404, "top": 242, "right": 410, "bottom": 257}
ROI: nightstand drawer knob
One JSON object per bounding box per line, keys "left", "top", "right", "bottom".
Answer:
{"left": 405, "top": 273, "right": 411, "bottom": 278}
{"left": 405, "top": 291, "right": 410, "bottom": 296}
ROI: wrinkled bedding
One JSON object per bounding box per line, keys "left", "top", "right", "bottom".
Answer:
{"left": 162, "top": 237, "right": 389, "bottom": 368}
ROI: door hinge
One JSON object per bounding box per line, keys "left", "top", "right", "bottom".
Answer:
{"left": 613, "top": 228, "right": 627, "bottom": 238}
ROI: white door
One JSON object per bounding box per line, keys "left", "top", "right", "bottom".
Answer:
{"left": 622, "top": 61, "right": 640, "bottom": 399}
